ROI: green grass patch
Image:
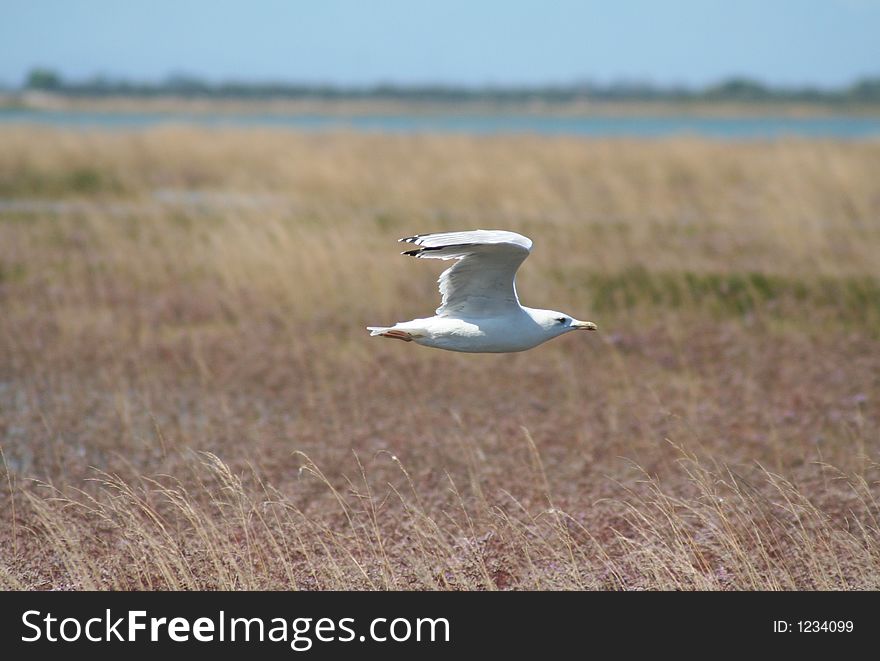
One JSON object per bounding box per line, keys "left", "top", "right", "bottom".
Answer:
{"left": 0, "top": 166, "right": 124, "bottom": 197}
{"left": 0, "top": 260, "right": 27, "bottom": 283}
{"left": 584, "top": 266, "right": 880, "bottom": 326}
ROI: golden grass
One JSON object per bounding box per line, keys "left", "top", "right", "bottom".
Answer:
{"left": 1, "top": 127, "right": 879, "bottom": 589}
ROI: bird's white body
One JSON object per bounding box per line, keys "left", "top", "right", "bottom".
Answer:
{"left": 386, "top": 308, "right": 575, "bottom": 353}
{"left": 368, "top": 230, "right": 596, "bottom": 353}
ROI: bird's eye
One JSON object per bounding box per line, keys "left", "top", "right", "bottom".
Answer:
{"left": 556, "top": 317, "right": 567, "bottom": 324}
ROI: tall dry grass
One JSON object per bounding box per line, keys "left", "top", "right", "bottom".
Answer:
{"left": 0, "top": 127, "right": 878, "bottom": 589}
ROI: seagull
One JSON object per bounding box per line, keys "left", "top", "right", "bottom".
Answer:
{"left": 367, "top": 230, "right": 597, "bottom": 353}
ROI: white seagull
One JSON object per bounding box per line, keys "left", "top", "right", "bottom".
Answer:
{"left": 367, "top": 229, "right": 597, "bottom": 353}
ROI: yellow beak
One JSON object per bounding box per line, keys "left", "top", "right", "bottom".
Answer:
{"left": 571, "top": 320, "right": 598, "bottom": 331}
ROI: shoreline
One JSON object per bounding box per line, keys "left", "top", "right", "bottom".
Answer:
{"left": 3, "top": 91, "right": 880, "bottom": 118}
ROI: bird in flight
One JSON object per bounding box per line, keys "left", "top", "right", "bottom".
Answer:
{"left": 368, "top": 229, "right": 596, "bottom": 353}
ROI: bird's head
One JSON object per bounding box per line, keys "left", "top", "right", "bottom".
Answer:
{"left": 530, "top": 309, "right": 598, "bottom": 336}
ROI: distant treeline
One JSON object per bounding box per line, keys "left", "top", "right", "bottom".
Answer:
{"left": 18, "top": 68, "right": 880, "bottom": 104}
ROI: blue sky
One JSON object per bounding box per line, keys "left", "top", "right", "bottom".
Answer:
{"left": 2, "top": 0, "right": 878, "bottom": 88}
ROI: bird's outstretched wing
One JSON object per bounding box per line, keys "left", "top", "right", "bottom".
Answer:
{"left": 399, "top": 229, "right": 533, "bottom": 317}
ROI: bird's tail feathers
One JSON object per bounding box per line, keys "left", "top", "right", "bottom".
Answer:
{"left": 367, "top": 324, "right": 423, "bottom": 342}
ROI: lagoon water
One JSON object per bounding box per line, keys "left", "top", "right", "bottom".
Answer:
{"left": 1, "top": 108, "right": 879, "bottom": 138}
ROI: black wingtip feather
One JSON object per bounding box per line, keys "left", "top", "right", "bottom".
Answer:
{"left": 402, "top": 245, "right": 447, "bottom": 257}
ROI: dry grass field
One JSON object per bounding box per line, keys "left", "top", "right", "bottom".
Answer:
{"left": 1, "top": 127, "right": 879, "bottom": 589}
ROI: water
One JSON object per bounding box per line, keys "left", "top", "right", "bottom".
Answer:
{"left": 1, "top": 108, "right": 879, "bottom": 138}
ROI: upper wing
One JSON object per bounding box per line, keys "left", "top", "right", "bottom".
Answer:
{"left": 399, "top": 230, "right": 533, "bottom": 317}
